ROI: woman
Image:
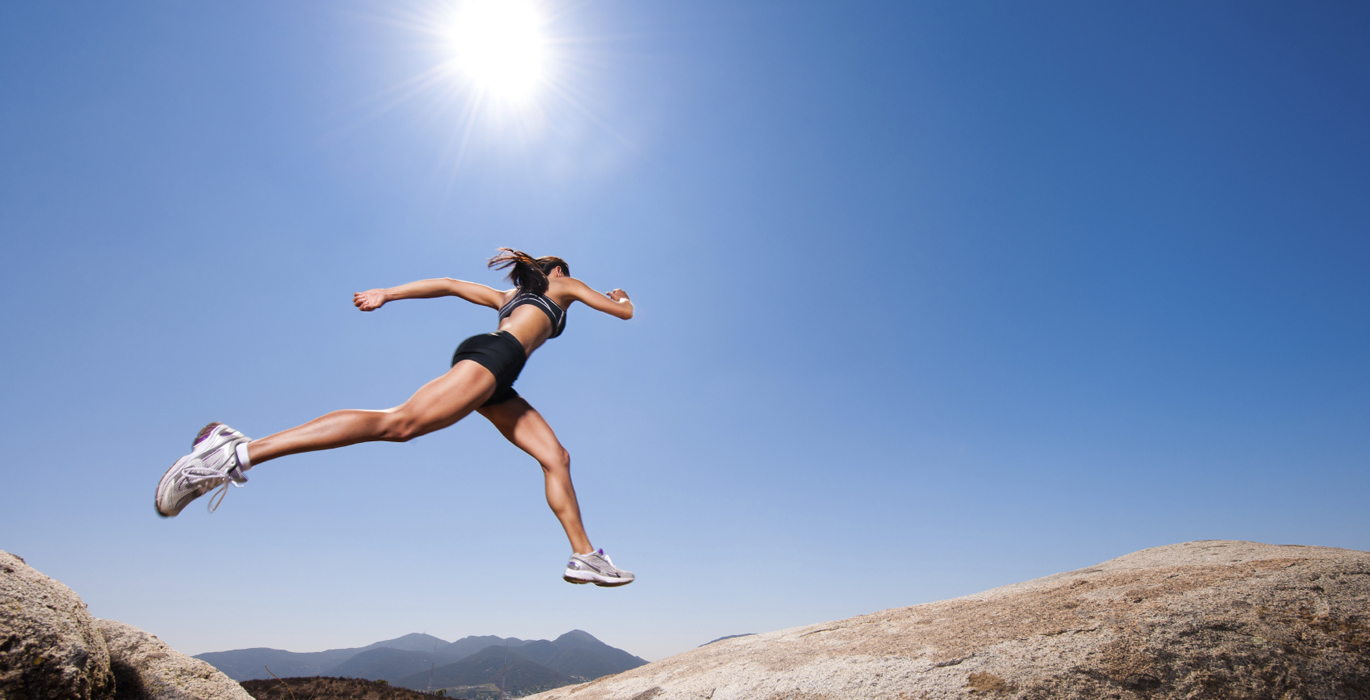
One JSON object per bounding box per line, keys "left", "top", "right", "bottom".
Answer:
{"left": 154, "top": 249, "right": 635, "bottom": 587}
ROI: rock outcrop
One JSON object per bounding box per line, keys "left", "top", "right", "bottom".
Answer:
{"left": 530, "top": 541, "right": 1370, "bottom": 700}
{"left": 1, "top": 551, "right": 114, "bottom": 700}
{"left": 1, "top": 550, "right": 249, "bottom": 700}
{"left": 99, "top": 620, "right": 253, "bottom": 700}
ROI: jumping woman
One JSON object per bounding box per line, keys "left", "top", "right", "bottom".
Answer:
{"left": 154, "top": 249, "right": 635, "bottom": 587}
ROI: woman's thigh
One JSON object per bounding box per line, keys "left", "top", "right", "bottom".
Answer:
{"left": 393, "top": 360, "right": 499, "bottom": 434}
{"left": 477, "top": 397, "right": 567, "bottom": 466}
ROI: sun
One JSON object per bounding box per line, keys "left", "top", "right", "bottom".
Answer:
{"left": 444, "top": 0, "right": 548, "bottom": 103}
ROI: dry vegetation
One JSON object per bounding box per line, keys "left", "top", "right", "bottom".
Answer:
{"left": 240, "top": 677, "right": 463, "bottom": 700}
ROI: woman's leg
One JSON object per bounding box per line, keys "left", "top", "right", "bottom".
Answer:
{"left": 478, "top": 397, "right": 593, "bottom": 554}
{"left": 245, "top": 361, "right": 498, "bottom": 466}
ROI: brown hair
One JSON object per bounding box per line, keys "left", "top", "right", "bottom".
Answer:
{"left": 488, "top": 248, "right": 569, "bottom": 295}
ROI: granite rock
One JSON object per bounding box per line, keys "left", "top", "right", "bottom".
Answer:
{"left": 0, "top": 550, "right": 114, "bottom": 700}
{"left": 98, "top": 619, "right": 253, "bottom": 700}
{"left": 529, "top": 541, "right": 1370, "bottom": 700}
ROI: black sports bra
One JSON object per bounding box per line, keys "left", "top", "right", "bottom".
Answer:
{"left": 498, "top": 290, "right": 567, "bottom": 338}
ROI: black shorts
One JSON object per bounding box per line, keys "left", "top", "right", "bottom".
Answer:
{"left": 451, "top": 331, "right": 527, "bottom": 407}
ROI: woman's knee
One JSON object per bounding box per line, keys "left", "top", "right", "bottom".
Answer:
{"left": 541, "top": 447, "right": 571, "bottom": 473}
{"left": 377, "top": 410, "right": 426, "bottom": 442}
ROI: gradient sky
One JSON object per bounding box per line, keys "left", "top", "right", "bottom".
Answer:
{"left": 2, "top": 1, "right": 1367, "bottom": 663}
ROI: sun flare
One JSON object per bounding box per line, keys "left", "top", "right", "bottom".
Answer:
{"left": 444, "top": 0, "right": 548, "bottom": 103}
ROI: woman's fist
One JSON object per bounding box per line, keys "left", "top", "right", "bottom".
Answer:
{"left": 354, "top": 289, "right": 387, "bottom": 311}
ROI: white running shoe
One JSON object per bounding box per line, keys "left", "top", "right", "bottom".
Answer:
{"left": 155, "top": 423, "right": 251, "bottom": 517}
{"left": 564, "top": 549, "right": 635, "bottom": 587}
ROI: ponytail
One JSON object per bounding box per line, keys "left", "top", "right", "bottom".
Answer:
{"left": 488, "top": 248, "right": 569, "bottom": 295}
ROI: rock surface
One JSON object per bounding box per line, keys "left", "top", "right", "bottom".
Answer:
{"left": 530, "top": 541, "right": 1370, "bottom": 700}
{"left": 99, "top": 619, "right": 254, "bottom": 700}
{"left": 1, "top": 550, "right": 114, "bottom": 700}
{"left": 1, "top": 549, "right": 254, "bottom": 700}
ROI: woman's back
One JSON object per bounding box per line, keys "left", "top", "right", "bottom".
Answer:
{"left": 498, "top": 285, "right": 568, "bottom": 353}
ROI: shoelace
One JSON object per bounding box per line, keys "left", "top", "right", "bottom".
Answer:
{"left": 181, "top": 465, "right": 248, "bottom": 513}
{"left": 592, "top": 550, "right": 620, "bottom": 574}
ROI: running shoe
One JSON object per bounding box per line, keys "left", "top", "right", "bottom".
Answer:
{"left": 564, "top": 549, "right": 635, "bottom": 587}
{"left": 154, "top": 422, "right": 251, "bottom": 517}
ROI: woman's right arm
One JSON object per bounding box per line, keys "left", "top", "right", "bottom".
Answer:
{"left": 353, "top": 278, "right": 505, "bottom": 311}
{"left": 562, "top": 279, "right": 634, "bottom": 319}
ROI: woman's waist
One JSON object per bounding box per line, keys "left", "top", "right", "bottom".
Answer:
{"left": 493, "top": 321, "right": 546, "bottom": 357}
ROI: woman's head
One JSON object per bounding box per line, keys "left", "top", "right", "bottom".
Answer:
{"left": 488, "top": 248, "right": 569, "bottom": 294}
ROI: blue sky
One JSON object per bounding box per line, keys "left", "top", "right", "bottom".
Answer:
{"left": 1, "top": 1, "right": 1367, "bottom": 662}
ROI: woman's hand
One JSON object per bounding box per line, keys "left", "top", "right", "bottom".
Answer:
{"left": 354, "top": 289, "right": 388, "bottom": 312}
{"left": 606, "top": 289, "right": 630, "bottom": 302}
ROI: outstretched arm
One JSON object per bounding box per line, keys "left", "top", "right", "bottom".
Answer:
{"left": 563, "top": 278, "right": 634, "bottom": 319}
{"left": 354, "top": 278, "right": 505, "bottom": 312}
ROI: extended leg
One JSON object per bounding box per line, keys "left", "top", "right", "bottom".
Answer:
{"left": 246, "top": 361, "right": 498, "bottom": 466}
{"left": 478, "top": 397, "right": 592, "bottom": 554}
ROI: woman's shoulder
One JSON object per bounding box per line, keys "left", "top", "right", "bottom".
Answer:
{"left": 546, "top": 277, "right": 584, "bottom": 306}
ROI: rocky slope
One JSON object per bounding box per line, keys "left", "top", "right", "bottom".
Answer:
{"left": 1, "top": 550, "right": 252, "bottom": 700}
{"left": 0, "top": 551, "right": 113, "bottom": 700}
{"left": 529, "top": 541, "right": 1370, "bottom": 700}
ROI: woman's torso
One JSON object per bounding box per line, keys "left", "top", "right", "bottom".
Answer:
{"left": 495, "top": 278, "right": 576, "bottom": 356}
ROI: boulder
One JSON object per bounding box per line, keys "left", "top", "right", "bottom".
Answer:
{"left": 97, "top": 619, "right": 253, "bottom": 700}
{"left": 529, "top": 541, "right": 1370, "bottom": 700}
{"left": 0, "top": 550, "right": 114, "bottom": 700}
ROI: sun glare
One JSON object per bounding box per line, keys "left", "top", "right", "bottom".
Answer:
{"left": 445, "top": 0, "right": 548, "bottom": 103}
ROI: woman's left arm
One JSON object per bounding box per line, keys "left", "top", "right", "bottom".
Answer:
{"left": 354, "top": 277, "right": 504, "bottom": 311}
{"left": 565, "top": 279, "right": 634, "bottom": 319}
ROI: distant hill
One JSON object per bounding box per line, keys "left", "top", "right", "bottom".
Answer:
{"left": 325, "top": 647, "right": 467, "bottom": 682}
{"left": 699, "top": 634, "right": 754, "bottom": 647}
{"left": 516, "top": 631, "right": 648, "bottom": 679}
{"left": 359, "top": 633, "right": 453, "bottom": 654}
{"left": 397, "top": 645, "right": 571, "bottom": 695}
{"left": 196, "top": 647, "right": 361, "bottom": 681}
{"left": 240, "top": 676, "right": 445, "bottom": 700}
{"left": 196, "top": 633, "right": 454, "bottom": 681}
{"left": 318, "top": 636, "right": 530, "bottom": 685}
{"left": 198, "top": 630, "right": 642, "bottom": 687}
{"left": 441, "top": 635, "right": 528, "bottom": 660}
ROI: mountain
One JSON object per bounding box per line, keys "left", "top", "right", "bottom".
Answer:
{"left": 441, "top": 635, "right": 529, "bottom": 660}
{"left": 324, "top": 646, "right": 467, "bottom": 681}
{"left": 319, "top": 636, "right": 530, "bottom": 683}
{"left": 516, "top": 631, "right": 648, "bottom": 679}
{"left": 196, "top": 633, "right": 455, "bottom": 681}
{"left": 194, "top": 647, "right": 361, "bottom": 681}
{"left": 197, "top": 630, "right": 642, "bottom": 685}
{"left": 357, "top": 632, "right": 452, "bottom": 654}
{"left": 396, "top": 645, "right": 572, "bottom": 695}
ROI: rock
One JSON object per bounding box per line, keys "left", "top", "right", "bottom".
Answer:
{"left": 1, "top": 549, "right": 251, "bottom": 700}
{"left": 529, "top": 541, "right": 1370, "bottom": 700}
{"left": 1, "top": 550, "right": 114, "bottom": 700}
{"left": 97, "top": 619, "right": 254, "bottom": 700}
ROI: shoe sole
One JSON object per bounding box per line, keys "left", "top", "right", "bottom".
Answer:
{"left": 564, "top": 570, "right": 634, "bottom": 587}
{"left": 154, "top": 454, "right": 193, "bottom": 518}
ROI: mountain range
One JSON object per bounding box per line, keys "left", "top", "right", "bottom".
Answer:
{"left": 195, "top": 630, "right": 646, "bottom": 694}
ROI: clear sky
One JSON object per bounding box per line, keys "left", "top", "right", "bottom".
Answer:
{"left": 1, "top": 1, "right": 1367, "bottom": 663}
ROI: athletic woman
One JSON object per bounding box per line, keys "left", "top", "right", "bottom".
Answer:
{"left": 154, "top": 249, "right": 635, "bottom": 587}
